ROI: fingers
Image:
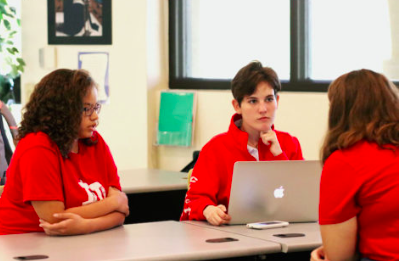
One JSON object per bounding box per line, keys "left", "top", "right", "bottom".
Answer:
{"left": 109, "top": 188, "right": 130, "bottom": 216}
{"left": 118, "top": 192, "right": 130, "bottom": 217}
{"left": 108, "top": 186, "right": 120, "bottom": 197}
{"left": 310, "top": 246, "right": 326, "bottom": 261}
{"left": 217, "top": 204, "right": 227, "bottom": 212}
{"left": 260, "top": 130, "right": 283, "bottom": 156}
{"left": 205, "top": 205, "right": 230, "bottom": 226}
{"left": 39, "top": 213, "right": 87, "bottom": 236}
{"left": 52, "top": 212, "right": 77, "bottom": 220}
{"left": 260, "top": 129, "right": 274, "bottom": 144}
{"left": 39, "top": 218, "right": 70, "bottom": 236}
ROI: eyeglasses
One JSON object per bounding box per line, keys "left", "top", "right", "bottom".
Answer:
{"left": 83, "top": 103, "right": 101, "bottom": 116}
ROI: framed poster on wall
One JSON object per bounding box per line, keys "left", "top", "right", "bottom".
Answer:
{"left": 47, "top": 0, "right": 112, "bottom": 45}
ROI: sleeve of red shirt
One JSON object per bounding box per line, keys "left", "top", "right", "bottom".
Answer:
{"left": 319, "top": 153, "right": 361, "bottom": 225}
{"left": 97, "top": 133, "right": 121, "bottom": 192}
{"left": 290, "top": 136, "right": 304, "bottom": 160}
{"left": 274, "top": 134, "right": 304, "bottom": 160}
{"left": 20, "top": 146, "right": 65, "bottom": 204}
{"left": 180, "top": 142, "right": 220, "bottom": 221}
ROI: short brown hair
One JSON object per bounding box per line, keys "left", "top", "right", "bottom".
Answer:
{"left": 231, "top": 61, "right": 281, "bottom": 105}
{"left": 19, "top": 69, "right": 96, "bottom": 157}
{"left": 321, "top": 69, "right": 399, "bottom": 163}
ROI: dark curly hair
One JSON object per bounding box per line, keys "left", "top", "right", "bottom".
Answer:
{"left": 231, "top": 61, "right": 281, "bottom": 105}
{"left": 18, "top": 69, "right": 95, "bottom": 157}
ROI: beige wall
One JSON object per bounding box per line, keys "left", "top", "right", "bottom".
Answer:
{"left": 19, "top": 1, "right": 397, "bottom": 172}
{"left": 21, "top": 0, "right": 148, "bottom": 170}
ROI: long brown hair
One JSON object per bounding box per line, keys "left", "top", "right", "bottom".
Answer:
{"left": 18, "top": 69, "right": 95, "bottom": 157}
{"left": 321, "top": 69, "right": 399, "bottom": 163}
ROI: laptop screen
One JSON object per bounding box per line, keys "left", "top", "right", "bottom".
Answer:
{"left": 228, "top": 160, "right": 322, "bottom": 225}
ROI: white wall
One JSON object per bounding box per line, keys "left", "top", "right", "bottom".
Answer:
{"left": 19, "top": 1, "right": 395, "bottom": 172}
{"left": 21, "top": 0, "right": 148, "bottom": 170}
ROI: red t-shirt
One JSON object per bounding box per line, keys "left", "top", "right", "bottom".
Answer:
{"left": 0, "top": 131, "right": 121, "bottom": 235}
{"left": 180, "top": 113, "right": 304, "bottom": 221}
{"left": 319, "top": 141, "right": 399, "bottom": 261}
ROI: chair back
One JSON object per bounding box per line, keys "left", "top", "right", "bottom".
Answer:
{"left": 0, "top": 101, "right": 18, "bottom": 185}
{"left": 181, "top": 150, "right": 200, "bottom": 172}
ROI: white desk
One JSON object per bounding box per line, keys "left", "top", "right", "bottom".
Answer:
{"left": 0, "top": 221, "right": 281, "bottom": 261}
{"left": 118, "top": 169, "right": 188, "bottom": 224}
{"left": 119, "top": 168, "right": 188, "bottom": 194}
{"left": 186, "top": 221, "right": 322, "bottom": 253}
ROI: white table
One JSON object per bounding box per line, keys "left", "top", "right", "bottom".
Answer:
{"left": 186, "top": 221, "right": 322, "bottom": 253}
{"left": 119, "top": 168, "right": 188, "bottom": 193}
{"left": 118, "top": 169, "right": 188, "bottom": 224}
{"left": 0, "top": 221, "right": 281, "bottom": 261}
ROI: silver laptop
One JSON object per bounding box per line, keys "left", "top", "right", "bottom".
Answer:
{"left": 228, "top": 160, "right": 322, "bottom": 225}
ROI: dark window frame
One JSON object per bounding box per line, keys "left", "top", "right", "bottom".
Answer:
{"left": 169, "top": 0, "right": 330, "bottom": 92}
{"left": 169, "top": 0, "right": 398, "bottom": 92}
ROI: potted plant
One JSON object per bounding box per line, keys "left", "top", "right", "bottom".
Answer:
{"left": 0, "top": 0, "right": 25, "bottom": 104}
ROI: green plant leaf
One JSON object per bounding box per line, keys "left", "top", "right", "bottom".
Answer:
{"left": 2, "top": 11, "right": 14, "bottom": 19}
{"left": 3, "top": 19, "right": 11, "bottom": 30}
{"left": 0, "top": 0, "right": 25, "bottom": 79}
{"left": 6, "top": 47, "right": 14, "bottom": 54}
{"left": 9, "top": 6, "right": 16, "bottom": 15}
{"left": 16, "top": 58, "right": 25, "bottom": 66}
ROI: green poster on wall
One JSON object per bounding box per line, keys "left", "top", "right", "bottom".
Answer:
{"left": 157, "top": 91, "right": 196, "bottom": 146}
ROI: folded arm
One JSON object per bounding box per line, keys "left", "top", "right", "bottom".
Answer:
{"left": 39, "top": 212, "right": 125, "bottom": 236}
{"left": 32, "top": 187, "right": 129, "bottom": 235}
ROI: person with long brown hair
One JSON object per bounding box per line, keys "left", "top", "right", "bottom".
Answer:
{"left": 0, "top": 69, "right": 129, "bottom": 236}
{"left": 311, "top": 69, "right": 399, "bottom": 261}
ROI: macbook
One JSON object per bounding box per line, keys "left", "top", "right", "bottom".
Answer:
{"left": 228, "top": 160, "right": 322, "bottom": 225}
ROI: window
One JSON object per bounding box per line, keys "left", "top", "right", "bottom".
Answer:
{"left": 169, "top": 0, "right": 399, "bottom": 91}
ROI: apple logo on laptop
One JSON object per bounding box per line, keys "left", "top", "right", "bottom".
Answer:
{"left": 274, "top": 186, "right": 285, "bottom": 198}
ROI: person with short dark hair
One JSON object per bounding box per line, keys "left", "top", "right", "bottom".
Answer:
{"left": 0, "top": 69, "right": 129, "bottom": 236}
{"left": 180, "top": 61, "right": 304, "bottom": 226}
{"left": 310, "top": 69, "right": 399, "bottom": 261}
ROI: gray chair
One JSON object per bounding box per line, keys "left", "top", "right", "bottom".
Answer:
{"left": 0, "top": 101, "right": 18, "bottom": 186}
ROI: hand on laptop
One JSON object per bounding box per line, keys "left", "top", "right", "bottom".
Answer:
{"left": 260, "top": 129, "right": 282, "bottom": 156}
{"left": 203, "top": 204, "right": 231, "bottom": 226}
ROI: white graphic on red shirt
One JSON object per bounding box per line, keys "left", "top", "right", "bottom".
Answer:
{"left": 78, "top": 180, "right": 106, "bottom": 205}
{"left": 190, "top": 176, "right": 198, "bottom": 183}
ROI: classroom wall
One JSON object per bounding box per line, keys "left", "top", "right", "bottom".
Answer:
{"left": 152, "top": 90, "right": 329, "bottom": 171}
{"left": 147, "top": 3, "right": 329, "bottom": 171}
{"left": 19, "top": 1, "right": 397, "bottom": 172}
{"left": 20, "top": 0, "right": 148, "bottom": 170}
{"left": 149, "top": 0, "right": 398, "bottom": 171}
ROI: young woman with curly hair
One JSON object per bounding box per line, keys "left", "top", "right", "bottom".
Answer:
{"left": 0, "top": 69, "right": 129, "bottom": 236}
{"left": 311, "top": 69, "right": 399, "bottom": 261}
